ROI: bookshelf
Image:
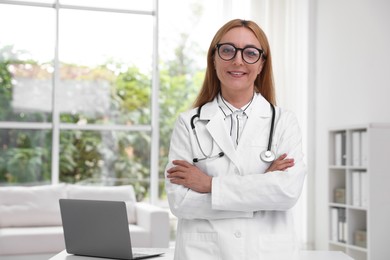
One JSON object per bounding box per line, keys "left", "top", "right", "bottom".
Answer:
{"left": 328, "top": 124, "right": 390, "bottom": 260}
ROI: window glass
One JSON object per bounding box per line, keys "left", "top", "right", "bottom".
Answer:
{"left": 158, "top": 0, "right": 223, "bottom": 201}
{"left": 0, "top": 5, "right": 55, "bottom": 123}
{"left": 58, "top": 9, "right": 154, "bottom": 125}
{"left": 0, "top": 129, "right": 52, "bottom": 185}
{"left": 59, "top": 130, "right": 151, "bottom": 201}
{"left": 59, "top": 0, "right": 153, "bottom": 11}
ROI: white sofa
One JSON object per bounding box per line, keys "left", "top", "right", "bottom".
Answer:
{"left": 0, "top": 184, "right": 170, "bottom": 256}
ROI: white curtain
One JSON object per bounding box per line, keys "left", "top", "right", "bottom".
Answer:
{"left": 260, "top": 0, "right": 310, "bottom": 249}
{"left": 227, "top": 0, "right": 311, "bottom": 249}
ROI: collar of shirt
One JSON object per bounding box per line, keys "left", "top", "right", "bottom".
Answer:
{"left": 217, "top": 92, "right": 256, "bottom": 147}
{"left": 217, "top": 92, "right": 255, "bottom": 119}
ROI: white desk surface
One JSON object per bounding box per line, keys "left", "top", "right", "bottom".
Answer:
{"left": 49, "top": 249, "right": 354, "bottom": 260}
{"left": 49, "top": 249, "right": 173, "bottom": 260}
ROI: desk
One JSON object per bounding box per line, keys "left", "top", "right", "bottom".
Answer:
{"left": 49, "top": 249, "right": 173, "bottom": 260}
{"left": 49, "top": 249, "right": 354, "bottom": 260}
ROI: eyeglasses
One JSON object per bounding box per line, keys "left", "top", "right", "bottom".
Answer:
{"left": 216, "top": 43, "right": 264, "bottom": 64}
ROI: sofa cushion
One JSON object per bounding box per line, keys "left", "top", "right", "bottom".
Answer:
{"left": 0, "top": 184, "right": 66, "bottom": 228}
{"left": 129, "top": 224, "right": 151, "bottom": 247}
{"left": 66, "top": 185, "right": 137, "bottom": 224}
{"left": 0, "top": 226, "right": 65, "bottom": 255}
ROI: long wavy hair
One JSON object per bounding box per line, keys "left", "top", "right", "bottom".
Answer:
{"left": 193, "top": 19, "right": 276, "bottom": 108}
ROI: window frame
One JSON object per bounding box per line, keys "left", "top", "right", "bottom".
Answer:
{"left": 0, "top": 0, "right": 160, "bottom": 204}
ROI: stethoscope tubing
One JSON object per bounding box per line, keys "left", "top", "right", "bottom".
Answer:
{"left": 191, "top": 102, "right": 276, "bottom": 163}
{"left": 259, "top": 103, "right": 276, "bottom": 162}
{"left": 267, "top": 103, "right": 275, "bottom": 152}
{"left": 191, "top": 105, "right": 223, "bottom": 162}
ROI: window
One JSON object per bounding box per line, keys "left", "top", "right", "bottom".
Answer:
{"left": 0, "top": 0, "right": 224, "bottom": 204}
{"left": 0, "top": 1, "right": 157, "bottom": 202}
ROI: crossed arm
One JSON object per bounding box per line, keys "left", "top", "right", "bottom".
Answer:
{"left": 166, "top": 153, "right": 294, "bottom": 193}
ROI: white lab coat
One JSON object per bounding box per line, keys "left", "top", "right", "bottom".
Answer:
{"left": 165, "top": 93, "right": 306, "bottom": 260}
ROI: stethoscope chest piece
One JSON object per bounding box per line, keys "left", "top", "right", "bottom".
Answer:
{"left": 259, "top": 103, "right": 276, "bottom": 163}
{"left": 260, "top": 150, "right": 275, "bottom": 163}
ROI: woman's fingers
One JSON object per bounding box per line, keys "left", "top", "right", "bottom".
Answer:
{"left": 277, "top": 153, "right": 288, "bottom": 160}
{"left": 167, "top": 160, "right": 192, "bottom": 174}
{"left": 166, "top": 160, "right": 212, "bottom": 193}
{"left": 172, "top": 160, "right": 192, "bottom": 167}
{"left": 265, "top": 153, "right": 294, "bottom": 173}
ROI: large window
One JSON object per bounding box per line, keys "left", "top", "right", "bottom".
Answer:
{"left": 0, "top": 1, "right": 157, "bottom": 201}
{"left": 0, "top": 0, "right": 225, "bottom": 204}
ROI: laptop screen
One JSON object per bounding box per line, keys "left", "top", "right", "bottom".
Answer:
{"left": 60, "top": 199, "right": 134, "bottom": 259}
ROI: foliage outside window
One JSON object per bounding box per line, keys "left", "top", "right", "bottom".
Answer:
{"left": 0, "top": 1, "right": 209, "bottom": 202}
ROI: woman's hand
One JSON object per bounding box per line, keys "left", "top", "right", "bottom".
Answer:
{"left": 265, "top": 153, "right": 294, "bottom": 173}
{"left": 167, "top": 160, "right": 212, "bottom": 193}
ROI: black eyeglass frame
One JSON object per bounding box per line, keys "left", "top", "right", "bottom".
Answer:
{"left": 215, "top": 43, "right": 265, "bottom": 64}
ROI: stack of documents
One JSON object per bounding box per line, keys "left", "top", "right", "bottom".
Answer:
{"left": 352, "top": 171, "right": 368, "bottom": 207}
{"left": 331, "top": 207, "right": 347, "bottom": 243}
{"left": 351, "top": 131, "right": 368, "bottom": 167}
{"left": 334, "top": 132, "right": 346, "bottom": 166}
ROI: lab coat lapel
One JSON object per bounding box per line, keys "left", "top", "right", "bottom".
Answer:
{"left": 199, "top": 101, "right": 240, "bottom": 167}
{"left": 236, "top": 94, "right": 272, "bottom": 151}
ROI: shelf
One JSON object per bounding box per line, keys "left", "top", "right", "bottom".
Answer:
{"left": 329, "top": 202, "right": 346, "bottom": 208}
{"left": 329, "top": 165, "right": 367, "bottom": 171}
{"left": 348, "top": 244, "right": 368, "bottom": 253}
{"left": 328, "top": 125, "right": 390, "bottom": 260}
{"left": 328, "top": 165, "right": 348, "bottom": 170}
{"left": 329, "top": 241, "right": 347, "bottom": 248}
{"left": 328, "top": 203, "right": 367, "bottom": 211}
{"left": 329, "top": 241, "right": 368, "bottom": 252}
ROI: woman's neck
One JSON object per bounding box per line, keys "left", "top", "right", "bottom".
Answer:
{"left": 221, "top": 89, "right": 254, "bottom": 109}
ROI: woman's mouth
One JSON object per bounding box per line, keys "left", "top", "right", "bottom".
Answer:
{"left": 228, "top": 71, "right": 246, "bottom": 77}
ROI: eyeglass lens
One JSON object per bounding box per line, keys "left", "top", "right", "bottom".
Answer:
{"left": 217, "top": 44, "right": 262, "bottom": 64}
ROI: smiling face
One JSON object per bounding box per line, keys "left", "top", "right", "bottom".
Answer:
{"left": 214, "top": 27, "right": 264, "bottom": 101}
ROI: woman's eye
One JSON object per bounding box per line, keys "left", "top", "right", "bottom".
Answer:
{"left": 222, "top": 47, "right": 235, "bottom": 54}
{"left": 245, "top": 49, "right": 259, "bottom": 57}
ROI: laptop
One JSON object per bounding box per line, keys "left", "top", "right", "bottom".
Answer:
{"left": 59, "top": 199, "right": 164, "bottom": 260}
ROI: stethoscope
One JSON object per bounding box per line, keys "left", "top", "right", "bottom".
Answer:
{"left": 190, "top": 102, "right": 276, "bottom": 163}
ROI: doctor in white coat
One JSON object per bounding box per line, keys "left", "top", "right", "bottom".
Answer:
{"left": 165, "top": 19, "right": 306, "bottom": 260}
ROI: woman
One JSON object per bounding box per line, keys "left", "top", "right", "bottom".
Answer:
{"left": 165, "top": 19, "right": 306, "bottom": 260}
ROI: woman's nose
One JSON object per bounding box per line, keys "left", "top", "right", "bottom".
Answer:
{"left": 232, "top": 50, "right": 244, "bottom": 64}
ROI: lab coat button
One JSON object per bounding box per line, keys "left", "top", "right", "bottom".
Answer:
{"left": 234, "top": 231, "right": 242, "bottom": 238}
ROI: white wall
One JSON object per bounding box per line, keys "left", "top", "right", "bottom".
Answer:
{"left": 311, "top": 0, "right": 390, "bottom": 249}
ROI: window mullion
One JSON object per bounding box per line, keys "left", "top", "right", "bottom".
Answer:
{"left": 149, "top": 0, "right": 159, "bottom": 205}
{"left": 51, "top": 0, "right": 60, "bottom": 184}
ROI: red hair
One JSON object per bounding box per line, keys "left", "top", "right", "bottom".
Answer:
{"left": 193, "top": 19, "right": 276, "bottom": 108}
